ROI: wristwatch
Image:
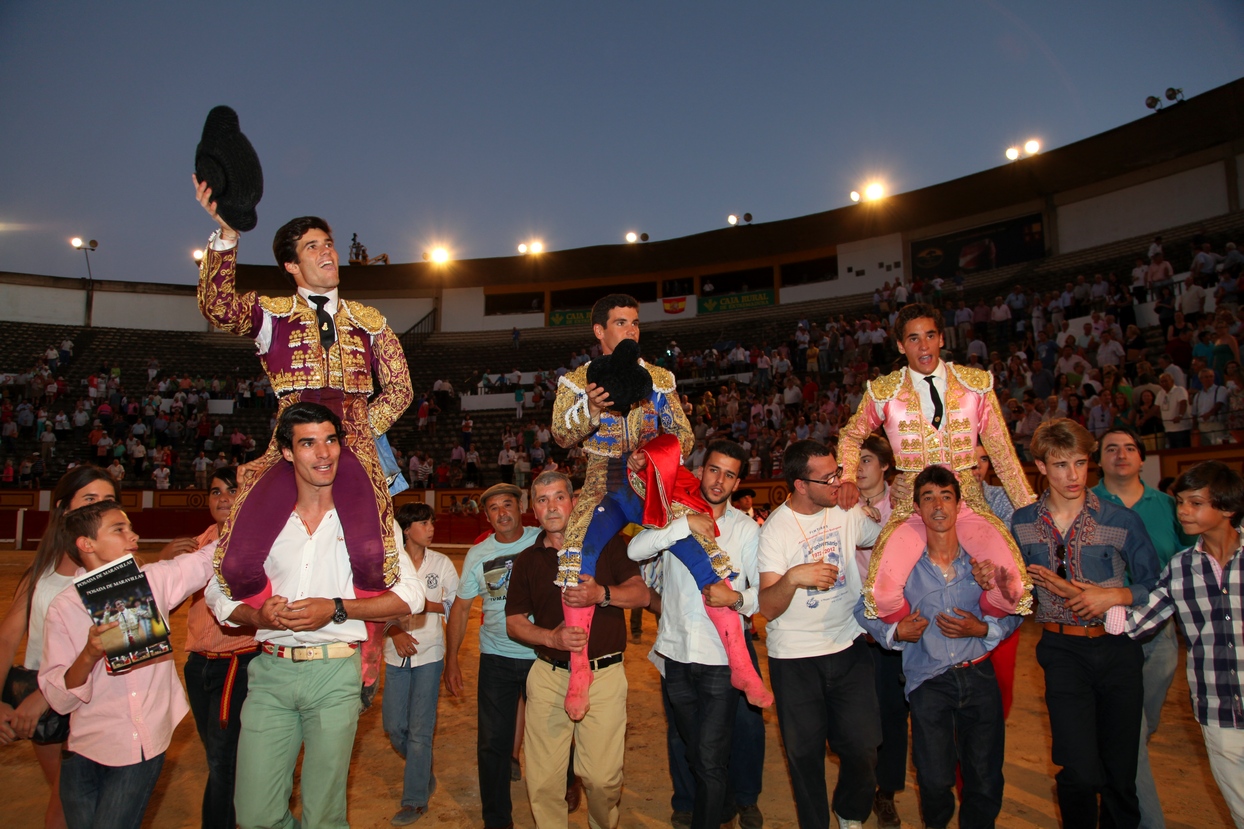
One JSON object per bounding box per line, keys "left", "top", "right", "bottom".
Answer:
{"left": 598, "top": 585, "right": 612, "bottom": 607}
{"left": 731, "top": 591, "right": 745, "bottom": 612}
{"left": 331, "top": 598, "right": 348, "bottom": 625}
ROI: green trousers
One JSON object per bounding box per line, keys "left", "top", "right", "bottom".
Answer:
{"left": 234, "top": 651, "right": 362, "bottom": 829}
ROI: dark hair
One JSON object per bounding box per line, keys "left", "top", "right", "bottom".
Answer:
{"left": 732, "top": 488, "right": 757, "bottom": 501}
{"left": 210, "top": 466, "right": 238, "bottom": 490}
{"left": 395, "top": 502, "right": 435, "bottom": 531}
{"left": 62, "top": 500, "right": 125, "bottom": 566}
{"left": 913, "top": 464, "right": 961, "bottom": 505}
{"left": 894, "top": 303, "right": 944, "bottom": 340}
{"left": 590, "top": 293, "right": 639, "bottom": 329}
{"left": 861, "top": 434, "right": 895, "bottom": 472}
{"left": 275, "top": 402, "right": 342, "bottom": 451}
{"left": 272, "top": 216, "right": 333, "bottom": 285}
{"left": 20, "top": 465, "right": 121, "bottom": 616}
{"left": 1098, "top": 426, "right": 1146, "bottom": 462}
{"left": 704, "top": 439, "right": 749, "bottom": 476}
{"left": 782, "top": 439, "right": 832, "bottom": 489}
{"left": 1173, "top": 461, "right": 1244, "bottom": 528}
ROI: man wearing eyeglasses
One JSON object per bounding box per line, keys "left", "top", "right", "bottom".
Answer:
{"left": 757, "top": 440, "right": 883, "bottom": 829}
{"left": 1090, "top": 427, "right": 1195, "bottom": 829}
{"left": 981, "top": 418, "right": 1159, "bottom": 829}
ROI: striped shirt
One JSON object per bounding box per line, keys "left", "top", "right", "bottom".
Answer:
{"left": 1127, "top": 533, "right": 1244, "bottom": 728}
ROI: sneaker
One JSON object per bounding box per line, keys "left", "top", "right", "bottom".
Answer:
{"left": 873, "top": 790, "right": 901, "bottom": 829}
{"left": 835, "top": 818, "right": 863, "bottom": 829}
{"left": 737, "top": 803, "right": 763, "bottom": 829}
{"left": 391, "top": 806, "right": 427, "bottom": 826}
{"left": 510, "top": 757, "right": 521, "bottom": 782}
{"left": 670, "top": 810, "right": 692, "bottom": 829}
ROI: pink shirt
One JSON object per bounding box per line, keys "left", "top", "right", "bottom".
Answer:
{"left": 39, "top": 549, "right": 214, "bottom": 767}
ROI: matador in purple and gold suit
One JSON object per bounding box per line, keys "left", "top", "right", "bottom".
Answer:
{"left": 198, "top": 233, "right": 412, "bottom": 631}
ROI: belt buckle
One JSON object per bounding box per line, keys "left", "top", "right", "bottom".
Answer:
{"left": 292, "top": 646, "right": 321, "bottom": 663}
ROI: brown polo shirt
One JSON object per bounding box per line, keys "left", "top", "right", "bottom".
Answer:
{"left": 506, "top": 531, "right": 640, "bottom": 662}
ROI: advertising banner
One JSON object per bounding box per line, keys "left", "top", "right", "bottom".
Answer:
{"left": 547, "top": 308, "right": 592, "bottom": 327}
{"left": 698, "top": 289, "right": 775, "bottom": 315}
{"left": 910, "top": 213, "right": 1045, "bottom": 282}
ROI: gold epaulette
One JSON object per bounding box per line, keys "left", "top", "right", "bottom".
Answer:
{"left": 867, "top": 368, "right": 905, "bottom": 402}
{"left": 948, "top": 363, "right": 994, "bottom": 393}
{"left": 344, "top": 300, "right": 386, "bottom": 335}
{"left": 644, "top": 361, "right": 676, "bottom": 394}
{"left": 259, "top": 295, "right": 296, "bottom": 316}
{"left": 560, "top": 364, "right": 589, "bottom": 393}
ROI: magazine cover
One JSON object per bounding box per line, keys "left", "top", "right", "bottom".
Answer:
{"left": 73, "top": 554, "right": 172, "bottom": 674}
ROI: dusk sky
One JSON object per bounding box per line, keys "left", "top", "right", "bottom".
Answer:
{"left": 1, "top": 2, "right": 1241, "bottom": 286}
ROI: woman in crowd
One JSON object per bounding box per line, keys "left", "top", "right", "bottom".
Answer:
{"left": 1132, "top": 388, "right": 1166, "bottom": 450}
{"left": 0, "top": 465, "right": 121, "bottom": 829}
{"left": 1064, "top": 392, "right": 1087, "bottom": 426}
{"left": 182, "top": 466, "right": 257, "bottom": 829}
{"left": 1213, "top": 317, "right": 1240, "bottom": 377}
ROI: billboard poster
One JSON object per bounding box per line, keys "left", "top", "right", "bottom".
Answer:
{"left": 547, "top": 308, "right": 592, "bottom": 327}
{"left": 910, "top": 213, "right": 1045, "bottom": 281}
{"left": 698, "top": 289, "right": 775, "bottom": 315}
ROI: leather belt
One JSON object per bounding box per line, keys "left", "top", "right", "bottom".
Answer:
{"left": 537, "top": 652, "right": 623, "bottom": 672}
{"left": 193, "top": 644, "right": 260, "bottom": 728}
{"left": 951, "top": 653, "right": 993, "bottom": 669}
{"left": 1043, "top": 622, "right": 1109, "bottom": 638}
{"left": 262, "top": 641, "right": 359, "bottom": 662}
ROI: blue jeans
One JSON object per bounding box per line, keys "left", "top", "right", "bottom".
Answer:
{"left": 184, "top": 650, "right": 257, "bottom": 829}
{"left": 664, "top": 636, "right": 765, "bottom": 814}
{"left": 382, "top": 660, "right": 444, "bottom": 809}
{"left": 908, "top": 662, "right": 1005, "bottom": 829}
{"left": 579, "top": 482, "right": 720, "bottom": 587}
{"left": 768, "top": 637, "right": 881, "bottom": 827}
{"left": 665, "top": 660, "right": 738, "bottom": 829}
{"left": 1137, "top": 620, "right": 1179, "bottom": 829}
{"left": 477, "top": 653, "right": 534, "bottom": 828}
{"left": 60, "top": 750, "right": 166, "bottom": 829}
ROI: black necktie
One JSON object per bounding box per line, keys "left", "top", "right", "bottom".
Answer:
{"left": 309, "top": 295, "right": 335, "bottom": 350}
{"left": 925, "top": 375, "right": 944, "bottom": 429}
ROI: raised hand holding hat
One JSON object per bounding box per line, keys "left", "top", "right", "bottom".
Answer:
{"left": 193, "top": 105, "right": 263, "bottom": 233}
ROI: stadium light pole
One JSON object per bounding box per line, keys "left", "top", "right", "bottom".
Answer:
{"left": 71, "top": 237, "right": 98, "bottom": 327}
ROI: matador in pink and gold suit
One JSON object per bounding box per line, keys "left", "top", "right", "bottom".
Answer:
{"left": 838, "top": 361, "right": 1035, "bottom": 623}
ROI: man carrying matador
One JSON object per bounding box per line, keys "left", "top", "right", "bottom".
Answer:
{"left": 837, "top": 303, "right": 1034, "bottom": 624}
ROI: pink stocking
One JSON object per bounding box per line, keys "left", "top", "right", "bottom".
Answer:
{"left": 703, "top": 581, "right": 773, "bottom": 708}
{"left": 561, "top": 600, "right": 595, "bottom": 721}
{"left": 354, "top": 587, "right": 387, "bottom": 706}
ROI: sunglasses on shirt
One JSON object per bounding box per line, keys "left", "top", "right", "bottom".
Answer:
{"left": 1052, "top": 543, "right": 1068, "bottom": 580}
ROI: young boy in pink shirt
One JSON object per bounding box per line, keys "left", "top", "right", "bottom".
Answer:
{"left": 39, "top": 501, "right": 213, "bottom": 829}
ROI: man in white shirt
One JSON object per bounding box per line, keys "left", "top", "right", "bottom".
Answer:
{"left": 1192, "top": 368, "right": 1230, "bottom": 444}
{"left": 628, "top": 441, "right": 762, "bottom": 829}
{"left": 1157, "top": 373, "right": 1191, "bottom": 449}
{"left": 757, "top": 439, "right": 882, "bottom": 829}
{"left": 206, "top": 403, "right": 424, "bottom": 829}
{"left": 1095, "top": 331, "right": 1125, "bottom": 368}
{"left": 1179, "top": 275, "right": 1206, "bottom": 323}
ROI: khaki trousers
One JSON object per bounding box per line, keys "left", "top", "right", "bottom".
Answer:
{"left": 524, "top": 659, "right": 627, "bottom": 829}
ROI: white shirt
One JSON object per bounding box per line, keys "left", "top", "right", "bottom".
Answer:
{"left": 628, "top": 503, "right": 760, "bottom": 666}
{"left": 759, "top": 502, "right": 880, "bottom": 659}
{"left": 383, "top": 549, "right": 459, "bottom": 668}
{"left": 24, "top": 569, "right": 76, "bottom": 670}
{"left": 206, "top": 513, "right": 424, "bottom": 646}
{"left": 208, "top": 233, "right": 352, "bottom": 356}
{"left": 875, "top": 362, "right": 947, "bottom": 427}
{"left": 1158, "top": 386, "right": 1190, "bottom": 432}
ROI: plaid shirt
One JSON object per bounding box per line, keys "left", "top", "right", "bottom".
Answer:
{"left": 1128, "top": 532, "right": 1244, "bottom": 728}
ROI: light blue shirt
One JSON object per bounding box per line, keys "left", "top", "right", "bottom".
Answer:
{"left": 457, "top": 525, "right": 542, "bottom": 659}
{"left": 854, "top": 545, "right": 1021, "bottom": 698}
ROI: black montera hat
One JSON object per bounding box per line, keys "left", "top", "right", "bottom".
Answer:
{"left": 194, "top": 106, "right": 263, "bottom": 232}
{"left": 587, "top": 338, "right": 653, "bottom": 413}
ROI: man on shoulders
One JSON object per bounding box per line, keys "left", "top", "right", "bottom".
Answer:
{"left": 205, "top": 403, "right": 424, "bottom": 829}
{"left": 445, "top": 483, "right": 542, "bottom": 829}
{"left": 759, "top": 439, "right": 883, "bottom": 829}
{"left": 506, "top": 471, "right": 648, "bottom": 829}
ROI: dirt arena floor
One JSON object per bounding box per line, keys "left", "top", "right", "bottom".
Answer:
{"left": 0, "top": 545, "right": 1235, "bottom": 828}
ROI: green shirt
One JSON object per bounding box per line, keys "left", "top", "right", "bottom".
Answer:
{"left": 1091, "top": 482, "right": 1196, "bottom": 568}
{"left": 457, "top": 525, "right": 542, "bottom": 659}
